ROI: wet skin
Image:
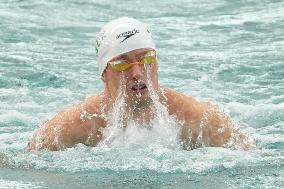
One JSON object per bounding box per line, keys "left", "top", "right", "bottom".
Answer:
{"left": 27, "top": 48, "right": 255, "bottom": 151}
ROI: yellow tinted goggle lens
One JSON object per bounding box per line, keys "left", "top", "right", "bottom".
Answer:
{"left": 141, "top": 56, "right": 155, "bottom": 65}
{"left": 111, "top": 60, "right": 131, "bottom": 72}
{"left": 110, "top": 51, "right": 156, "bottom": 72}
{"left": 142, "top": 50, "right": 156, "bottom": 64}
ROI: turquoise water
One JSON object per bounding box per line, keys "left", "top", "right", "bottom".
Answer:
{"left": 0, "top": 0, "right": 284, "bottom": 188}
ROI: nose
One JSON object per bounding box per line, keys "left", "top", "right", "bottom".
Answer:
{"left": 130, "top": 63, "right": 144, "bottom": 80}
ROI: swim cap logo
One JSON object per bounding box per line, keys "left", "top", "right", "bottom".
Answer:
{"left": 116, "top": 29, "right": 140, "bottom": 43}
{"left": 95, "top": 32, "right": 106, "bottom": 56}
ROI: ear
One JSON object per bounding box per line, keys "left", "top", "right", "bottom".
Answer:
{"left": 101, "top": 71, "right": 106, "bottom": 83}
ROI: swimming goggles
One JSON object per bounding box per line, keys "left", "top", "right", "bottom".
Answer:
{"left": 108, "top": 50, "right": 156, "bottom": 72}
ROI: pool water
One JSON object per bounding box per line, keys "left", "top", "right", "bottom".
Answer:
{"left": 0, "top": 0, "right": 283, "bottom": 188}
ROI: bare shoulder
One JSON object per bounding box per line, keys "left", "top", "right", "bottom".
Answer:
{"left": 82, "top": 94, "right": 102, "bottom": 114}
{"left": 80, "top": 94, "right": 107, "bottom": 126}
{"left": 161, "top": 88, "right": 208, "bottom": 121}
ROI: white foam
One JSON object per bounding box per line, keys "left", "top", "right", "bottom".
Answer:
{"left": 0, "top": 110, "right": 37, "bottom": 125}
{"left": 0, "top": 180, "right": 45, "bottom": 189}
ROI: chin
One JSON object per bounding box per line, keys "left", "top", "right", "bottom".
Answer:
{"left": 127, "top": 90, "right": 152, "bottom": 107}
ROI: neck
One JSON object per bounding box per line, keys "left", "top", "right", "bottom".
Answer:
{"left": 125, "top": 100, "right": 156, "bottom": 124}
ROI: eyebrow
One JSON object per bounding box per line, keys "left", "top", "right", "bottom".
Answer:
{"left": 112, "top": 50, "right": 149, "bottom": 61}
{"left": 116, "top": 54, "right": 128, "bottom": 60}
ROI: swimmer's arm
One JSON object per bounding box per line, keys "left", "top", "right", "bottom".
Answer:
{"left": 164, "top": 88, "right": 255, "bottom": 150}
{"left": 196, "top": 103, "right": 256, "bottom": 150}
{"left": 26, "top": 98, "right": 101, "bottom": 151}
{"left": 200, "top": 103, "right": 255, "bottom": 150}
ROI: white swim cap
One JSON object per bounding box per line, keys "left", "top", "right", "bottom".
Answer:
{"left": 96, "top": 17, "right": 156, "bottom": 75}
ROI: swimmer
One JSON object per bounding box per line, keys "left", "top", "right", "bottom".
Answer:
{"left": 27, "top": 17, "right": 255, "bottom": 151}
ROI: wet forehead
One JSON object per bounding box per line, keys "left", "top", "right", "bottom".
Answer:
{"left": 110, "top": 48, "right": 153, "bottom": 61}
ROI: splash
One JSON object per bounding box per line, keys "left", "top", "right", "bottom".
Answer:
{"left": 98, "top": 75, "right": 128, "bottom": 147}
{"left": 98, "top": 65, "right": 181, "bottom": 149}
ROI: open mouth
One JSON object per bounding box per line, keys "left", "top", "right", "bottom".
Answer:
{"left": 131, "top": 82, "right": 147, "bottom": 91}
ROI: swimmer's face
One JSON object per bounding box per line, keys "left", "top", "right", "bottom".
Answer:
{"left": 102, "top": 48, "right": 159, "bottom": 106}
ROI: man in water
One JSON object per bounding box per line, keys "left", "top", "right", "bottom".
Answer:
{"left": 27, "top": 17, "right": 255, "bottom": 151}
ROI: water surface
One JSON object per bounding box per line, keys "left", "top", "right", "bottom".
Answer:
{"left": 0, "top": 0, "right": 283, "bottom": 188}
